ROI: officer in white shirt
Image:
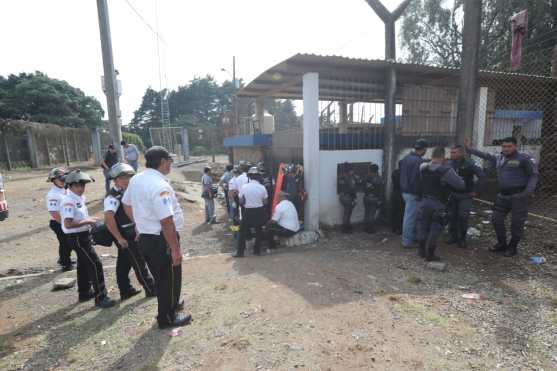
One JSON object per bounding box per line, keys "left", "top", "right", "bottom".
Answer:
{"left": 267, "top": 191, "right": 300, "bottom": 249}
{"left": 234, "top": 167, "right": 268, "bottom": 257}
{"left": 226, "top": 166, "right": 240, "bottom": 222}
{"left": 104, "top": 163, "right": 155, "bottom": 300}
{"left": 46, "top": 168, "right": 74, "bottom": 271}
{"left": 61, "top": 170, "right": 115, "bottom": 308}
{"left": 122, "top": 146, "right": 191, "bottom": 329}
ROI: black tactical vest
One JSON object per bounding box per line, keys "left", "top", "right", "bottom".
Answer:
{"left": 108, "top": 188, "right": 135, "bottom": 238}
{"left": 421, "top": 166, "right": 451, "bottom": 203}
{"left": 453, "top": 160, "right": 475, "bottom": 193}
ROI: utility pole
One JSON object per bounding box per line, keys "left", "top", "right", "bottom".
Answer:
{"left": 233, "top": 56, "right": 239, "bottom": 128}
{"left": 456, "top": 0, "right": 482, "bottom": 146}
{"left": 364, "top": 0, "right": 412, "bottom": 219}
{"left": 96, "top": 0, "right": 123, "bottom": 159}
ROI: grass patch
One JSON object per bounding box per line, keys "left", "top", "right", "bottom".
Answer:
{"left": 407, "top": 276, "right": 422, "bottom": 285}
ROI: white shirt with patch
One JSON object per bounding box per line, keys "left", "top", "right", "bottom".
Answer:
{"left": 231, "top": 173, "right": 248, "bottom": 192}
{"left": 46, "top": 185, "right": 66, "bottom": 219}
{"left": 122, "top": 168, "right": 183, "bottom": 234}
{"left": 239, "top": 180, "right": 268, "bottom": 209}
{"left": 60, "top": 191, "right": 90, "bottom": 234}
{"left": 272, "top": 200, "right": 300, "bottom": 232}
{"left": 103, "top": 193, "right": 121, "bottom": 213}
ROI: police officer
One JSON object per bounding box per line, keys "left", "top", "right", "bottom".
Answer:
{"left": 61, "top": 170, "right": 116, "bottom": 308}
{"left": 400, "top": 139, "right": 428, "bottom": 248}
{"left": 465, "top": 137, "right": 539, "bottom": 257}
{"left": 104, "top": 163, "right": 155, "bottom": 300}
{"left": 338, "top": 162, "right": 359, "bottom": 233}
{"left": 219, "top": 164, "right": 234, "bottom": 220}
{"left": 416, "top": 147, "right": 465, "bottom": 261}
{"left": 122, "top": 146, "right": 192, "bottom": 329}
{"left": 447, "top": 145, "right": 486, "bottom": 249}
{"left": 0, "top": 172, "right": 8, "bottom": 221}
{"left": 46, "top": 168, "right": 74, "bottom": 271}
{"left": 363, "top": 163, "right": 383, "bottom": 233}
{"left": 233, "top": 167, "right": 268, "bottom": 257}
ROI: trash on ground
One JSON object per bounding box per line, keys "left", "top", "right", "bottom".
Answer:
{"left": 427, "top": 261, "right": 447, "bottom": 272}
{"left": 307, "top": 282, "right": 323, "bottom": 287}
{"left": 284, "top": 231, "right": 320, "bottom": 247}
{"left": 52, "top": 278, "right": 76, "bottom": 290}
{"left": 169, "top": 328, "right": 183, "bottom": 337}
{"left": 467, "top": 227, "right": 481, "bottom": 239}
{"left": 100, "top": 340, "right": 107, "bottom": 346}
{"left": 530, "top": 256, "right": 546, "bottom": 264}
{"left": 481, "top": 220, "right": 491, "bottom": 224}
{"left": 462, "top": 293, "right": 484, "bottom": 300}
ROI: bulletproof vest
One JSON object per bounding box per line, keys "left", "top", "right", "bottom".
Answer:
{"left": 339, "top": 174, "right": 358, "bottom": 196}
{"left": 364, "top": 175, "right": 380, "bottom": 196}
{"left": 108, "top": 188, "right": 133, "bottom": 231}
{"left": 420, "top": 166, "right": 451, "bottom": 203}
{"left": 452, "top": 160, "right": 475, "bottom": 193}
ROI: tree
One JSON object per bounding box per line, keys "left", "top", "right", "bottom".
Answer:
{"left": 400, "top": 0, "right": 556, "bottom": 72}
{"left": 265, "top": 99, "right": 299, "bottom": 130}
{"left": 128, "top": 87, "right": 162, "bottom": 145}
{"left": 0, "top": 72, "right": 104, "bottom": 127}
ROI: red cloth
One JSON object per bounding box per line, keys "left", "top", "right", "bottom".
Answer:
{"left": 510, "top": 9, "right": 528, "bottom": 71}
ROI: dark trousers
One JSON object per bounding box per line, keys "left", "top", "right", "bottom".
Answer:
{"left": 363, "top": 196, "right": 380, "bottom": 232}
{"left": 391, "top": 192, "right": 404, "bottom": 234}
{"left": 492, "top": 194, "right": 529, "bottom": 244}
{"left": 67, "top": 231, "right": 107, "bottom": 301}
{"left": 267, "top": 222, "right": 296, "bottom": 249}
{"left": 224, "top": 189, "right": 230, "bottom": 216}
{"left": 416, "top": 198, "right": 446, "bottom": 248}
{"left": 237, "top": 207, "right": 265, "bottom": 255}
{"left": 448, "top": 196, "right": 472, "bottom": 242}
{"left": 49, "top": 220, "right": 73, "bottom": 266}
{"left": 116, "top": 239, "right": 155, "bottom": 295}
{"left": 139, "top": 234, "right": 182, "bottom": 325}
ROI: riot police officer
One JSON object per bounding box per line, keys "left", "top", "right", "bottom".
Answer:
{"left": 465, "top": 137, "right": 539, "bottom": 257}
{"left": 46, "top": 168, "right": 74, "bottom": 270}
{"left": 416, "top": 147, "right": 465, "bottom": 261}
{"left": 104, "top": 163, "right": 155, "bottom": 300}
{"left": 363, "top": 163, "right": 383, "bottom": 233}
{"left": 447, "top": 145, "right": 486, "bottom": 248}
{"left": 338, "top": 162, "right": 359, "bottom": 233}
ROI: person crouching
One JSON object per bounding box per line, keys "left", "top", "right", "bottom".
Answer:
{"left": 104, "top": 163, "right": 156, "bottom": 300}
{"left": 61, "top": 170, "right": 116, "bottom": 308}
{"left": 267, "top": 191, "right": 300, "bottom": 249}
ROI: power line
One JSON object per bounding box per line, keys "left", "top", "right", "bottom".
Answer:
{"left": 123, "top": 0, "right": 167, "bottom": 46}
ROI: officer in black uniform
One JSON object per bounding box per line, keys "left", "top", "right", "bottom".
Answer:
{"left": 447, "top": 145, "right": 486, "bottom": 248}
{"left": 338, "top": 162, "right": 359, "bottom": 233}
{"left": 416, "top": 147, "right": 465, "bottom": 261}
{"left": 104, "top": 163, "right": 156, "bottom": 300}
{"left": 363, "top": 163, "right": 383, "bottom": 233}
{"left": 465, "top": 137, "right": 539, "bottom": 257}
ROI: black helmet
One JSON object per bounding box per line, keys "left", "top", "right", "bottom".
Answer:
{"left": 414, "top": 138, "right": 428, "bottom": 150}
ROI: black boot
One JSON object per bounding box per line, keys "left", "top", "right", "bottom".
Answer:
{"left": 425, "top": 244, "right": 441, "bottom": 262}
{"left": 503, "top": 238, "right": 519, "bottom": 257}
{"left": 490, "top": 241, "right": 507, "bottom": 253}
{"left": 418, "top": 240, "right": 426, "bottom": 258}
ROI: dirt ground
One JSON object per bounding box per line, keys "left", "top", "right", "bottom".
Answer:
{"left": 1, "top": 162, "right": 557, "bottom": 370}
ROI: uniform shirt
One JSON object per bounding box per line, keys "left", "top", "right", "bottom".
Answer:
{"left": 400, "top": 152, "right": 425, "bottom": 195}
{"left": 124, "top": 144, "right": 139, "bottom": 162}
{"left": 228, "top": 175, "right": 238, "bottom": 192}
{"left": 467, "top": 148, "right": 539, "bottom": 195}
{"left": 104, "top": 150, "right": 119, "bottom": 168}
{"left": 46, "top": 185, "right": 66, "bottom": 220}
{"left": 449, "top": 158, "right": 486, "bottom": 194}
{"left": 231, "top": 173, "right": 249, "bottom": 192}
{"left": 239, "top": 179, "right": 268, "bottom": 208}
{"left": 103, "top": 188, "right": 122, "bottom": 213}
{"left": 60, "top": 191, "right": 90, "bottom": 234}
{"left": 272, "top": 200, "right": 300, "bottom": 232}
{"left": 122, "top": 168, "right": 184, "bottom": 234}
{"left": 219, "top": 171, "right": 233, "bottom": 189}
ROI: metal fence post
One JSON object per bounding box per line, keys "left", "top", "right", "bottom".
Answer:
{"left": 26, "top": 127, "right": 39, "bottom": 169}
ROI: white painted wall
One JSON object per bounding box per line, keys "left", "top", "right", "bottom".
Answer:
{"left": 318, "top": 149, "right": 383, "bottom": 227}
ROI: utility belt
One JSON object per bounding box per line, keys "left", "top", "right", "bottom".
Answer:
{"left": 499, "top": 186, "right": 525, "bottom": 196}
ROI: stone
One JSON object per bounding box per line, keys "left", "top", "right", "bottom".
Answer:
{"left": 53, "top": 277, "right": 76, "bottom": 290}
{"left": 427, "top": 261, "right": 448, "bottom": 272}
{"left": 284, "top": 231, "right": 320, "bottom": 247}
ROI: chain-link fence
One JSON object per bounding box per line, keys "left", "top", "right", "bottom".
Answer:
{"left": 475, "top": 35, "right": 557, "bottom": 219}
{"left": 149, "top": 127, "right": 183, "bottom": 156}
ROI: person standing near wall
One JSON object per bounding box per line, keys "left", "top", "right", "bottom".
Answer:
{"left": 61, "top": 170, "right": 116, "bottom": 308}
{"left": 338, "top": 162, "right": 359, "bottom": 234}
{"left": 447, "top": 145, "right": 486, "bottom": 249}
{"left": 399, "top": 139, "right": 428, "bottom": 248}
{"left": 121, "top": 140, "right": 139, "bottom": 171}
{"left": 363, "top": 163, "right": 383, "bottom": 234}
{"left": 465, "top": 137, "right": 538, "bottom": 257}
{"left": 46, "top": 168, "right": 74, "bottom": 271}
{"left": 202, "top": 166, "right": 216, "bottom": 224}
{"left": 100, "top": 144, "right": 119, "bottom": 195}
{"left": 416, "top": 147, "right": 465, "bottom": 261}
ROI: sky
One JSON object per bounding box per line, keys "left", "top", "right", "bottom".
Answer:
{"left": 0, "top": 0, "right": 406, "bottom": 125}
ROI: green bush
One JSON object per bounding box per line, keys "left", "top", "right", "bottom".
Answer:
{"left": 122, "top": 132, "right": 145, "bottom": 152}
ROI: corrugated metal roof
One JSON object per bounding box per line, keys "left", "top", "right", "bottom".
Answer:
{"left": 238, "top": 53, "right": 556, "bottom": 99}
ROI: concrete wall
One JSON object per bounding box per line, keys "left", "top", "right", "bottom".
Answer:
{"left": 318, "top": 149, "right": 383, "bottom": 226}
{"left": 232, "top": 146, "right": 266, "bottom": 164}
